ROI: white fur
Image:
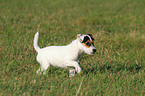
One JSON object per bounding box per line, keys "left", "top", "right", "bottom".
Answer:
{"left": 34, "top": 32, "right": 96, "bottom": 75}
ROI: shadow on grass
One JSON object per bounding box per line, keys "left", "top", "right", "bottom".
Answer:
{"left": 83, "top": 64, "right": 143, "bottom": 75}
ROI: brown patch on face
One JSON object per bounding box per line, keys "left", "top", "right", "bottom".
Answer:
{"left": 81, "top": 35, "right": 95, "bottom": 48}
{"left": 81, "top": 39, "right": 92, "bottom": 48}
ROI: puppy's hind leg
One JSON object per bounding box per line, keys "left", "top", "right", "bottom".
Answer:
{"left": 36, "top": 60, "right": 50, "bottom": 75}
{"left": 36, "top": 67, "right": 41, "bottom": 74}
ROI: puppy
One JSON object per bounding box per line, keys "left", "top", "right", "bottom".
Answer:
{"left": 34, "top": 32, "right": 96, "bottom": 76}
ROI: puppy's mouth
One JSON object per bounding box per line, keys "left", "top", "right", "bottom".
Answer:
{"left": 86, "top": 49, "right": 96, "bottom": 55}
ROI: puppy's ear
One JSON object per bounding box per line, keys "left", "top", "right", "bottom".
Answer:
{"left": 77, "top": 34, "right": 81, "bottom": 37}
{"left": 87, "top": 34, "right": 95, "bottom": 41}
{"left": 77, "top": 34, "right": 83, "bottom": 42}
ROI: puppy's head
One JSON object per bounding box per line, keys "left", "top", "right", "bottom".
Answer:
{"left": 77, "top": 34, "right": 96, "bottom": 55}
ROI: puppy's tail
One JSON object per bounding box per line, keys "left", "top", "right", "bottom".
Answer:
{"left": 34, "top": 31, "right": 40, "bottom": 52}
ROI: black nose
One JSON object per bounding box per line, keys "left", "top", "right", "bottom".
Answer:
{"left": 93, "top": 49, "right": 96, "bottom": 53}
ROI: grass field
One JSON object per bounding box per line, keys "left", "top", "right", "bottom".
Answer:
{"left": 0, "top": 0, "right": 145, "bottom": 95}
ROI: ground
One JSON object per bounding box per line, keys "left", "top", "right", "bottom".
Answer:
{"left": 0, "top": 0, "right": 145, "bottom": 95}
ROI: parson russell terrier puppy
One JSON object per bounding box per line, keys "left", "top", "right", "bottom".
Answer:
{"left": 34, "top": 32, "right": 96, "bottom": 77}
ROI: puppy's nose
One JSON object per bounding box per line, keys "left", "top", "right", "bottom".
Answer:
{"left": 93, "top": 49, "right": 96, "bottom": 53}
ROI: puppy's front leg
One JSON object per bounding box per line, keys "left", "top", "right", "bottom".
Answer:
{"left": 67, "top": 61, "right": 81, "bottom": 73}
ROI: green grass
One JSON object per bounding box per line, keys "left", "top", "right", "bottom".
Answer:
{"left": 0, "top": 0, "right": 145, "bottom": 95}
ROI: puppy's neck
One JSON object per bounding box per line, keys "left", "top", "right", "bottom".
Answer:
{"left": 68, "top": 39, "right": 83, "bottom": 54}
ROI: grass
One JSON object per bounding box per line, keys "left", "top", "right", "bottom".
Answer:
{"left": 0, "top": 0, "right": 145, "bottom": 95}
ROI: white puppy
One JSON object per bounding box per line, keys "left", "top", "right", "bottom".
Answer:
{"left": 34, "top": 32, "right": 96, "bottom": 76}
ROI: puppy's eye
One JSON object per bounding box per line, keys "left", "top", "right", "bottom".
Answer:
{"left": 86, "top": 42, "right": 91, "bottom": 46}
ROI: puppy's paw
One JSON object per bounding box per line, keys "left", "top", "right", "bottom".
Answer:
{"left": 77, "top": 67, "right": 82, "bottom": 73}
{"left": 69, "top": 68, "right": 75, "bottom": 78}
